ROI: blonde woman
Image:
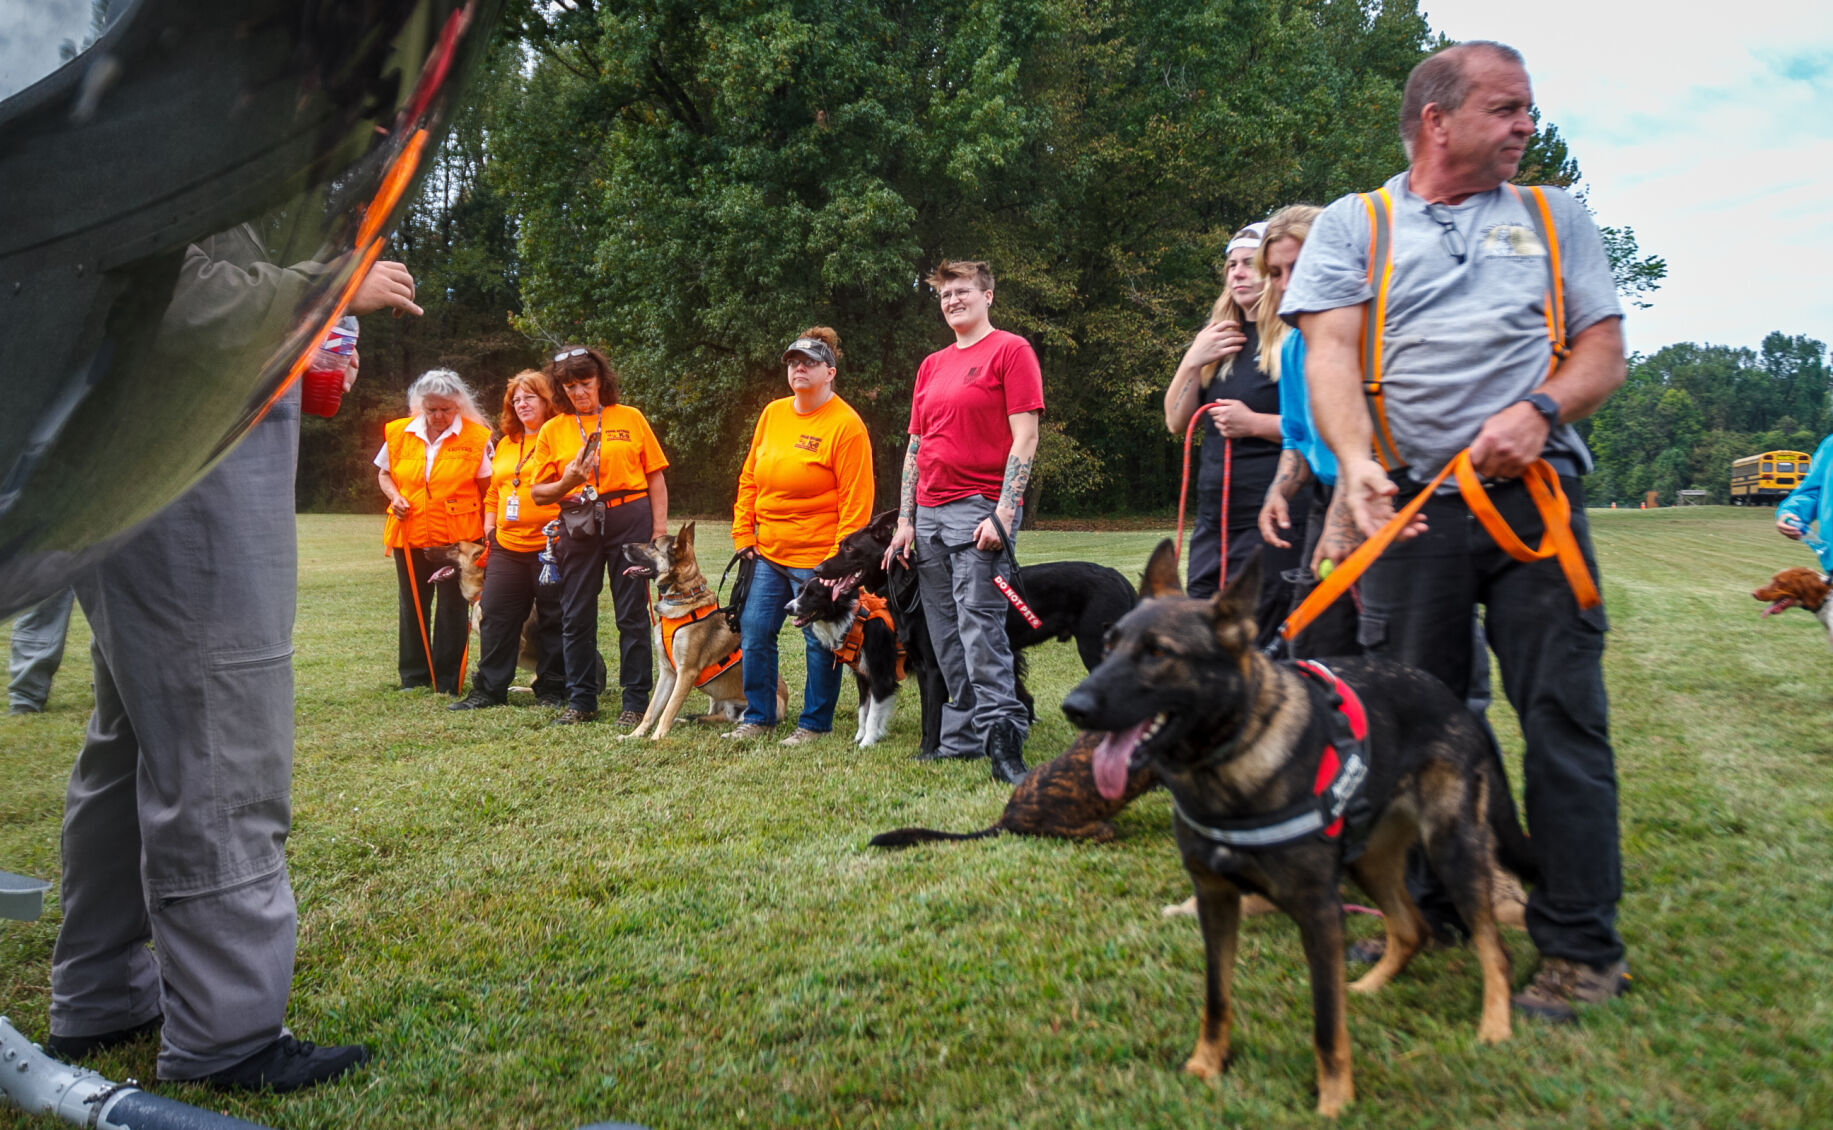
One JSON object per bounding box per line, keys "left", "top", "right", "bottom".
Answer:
{"left": 1162, "top": 223, "right": 1286, "bottom": 616}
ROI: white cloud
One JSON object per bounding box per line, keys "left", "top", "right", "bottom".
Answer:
{"left": 1418, "top": 0, "right": 1833, "bottom": 354}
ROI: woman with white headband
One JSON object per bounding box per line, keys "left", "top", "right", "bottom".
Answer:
{"left": 1162, "top": 221, "right": 1290, "bottom": 625}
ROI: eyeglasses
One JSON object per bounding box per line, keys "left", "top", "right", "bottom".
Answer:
{"left": 937, "top": 287, "right": 981, "bottom": 302}
{"left": 552, "top": 347, "right": 588, "bottom": 362}
{"left": 1425, "top": 204, "right": 1467, "bottom": 264}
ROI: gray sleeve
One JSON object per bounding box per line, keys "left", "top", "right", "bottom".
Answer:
{"left": 1547, "top": 189, "right": 1623, "bottom": 338}
{"left": 1278, "top": 194, "right": 1373, "bottom": 324}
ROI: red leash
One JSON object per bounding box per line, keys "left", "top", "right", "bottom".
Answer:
{"left": 1173, "top": 410, "right": 1231, "bottom": 590}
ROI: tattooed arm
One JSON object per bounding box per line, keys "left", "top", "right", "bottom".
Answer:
{"left": 884, "top": 437, "right": 922, "bottom": 569}
{"left": 1258, "top": 449, "right": 1315, "bottom": 548}
{"left": 1311, "top": 487, "right": 1364, "bottom": 575}
{"left": 975, "top": 411, "right": 1039, "bottom": 550}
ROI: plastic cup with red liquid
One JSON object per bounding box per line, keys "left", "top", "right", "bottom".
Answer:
{"left": 302, "top": 318, "right": 358, "bottom": 417}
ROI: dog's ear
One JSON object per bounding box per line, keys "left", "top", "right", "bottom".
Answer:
{"left": 1140, "top": 539, "right": 1184, "bottom": 599}
{"left": 1208, "top": 554, "right": 1262, "bottom": 638}
{"left": 869, "top": 510, "right": 899, "bottom": 539}
{"left": 676, "top": 521, "right": 696, "bottom": 550}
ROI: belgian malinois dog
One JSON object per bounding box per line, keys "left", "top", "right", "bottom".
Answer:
{"left": 619, "top": 523, "right": 786, "bottom": 740}
{"left": 1060, "top": 540, "right": 1533, "bottom": 1117}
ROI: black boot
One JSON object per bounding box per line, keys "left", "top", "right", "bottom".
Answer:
{"left": 986, "top": 720, "right": 1028, "bottom": 786}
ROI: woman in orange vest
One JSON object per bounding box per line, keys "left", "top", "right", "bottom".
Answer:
{"left": 449, "top": 371, "right": 568, "bottom": 711}
{"left": 375, "top": 370, "right": 494, "bottom": 693}
{"left": 530, "top": 346, "right": 670, "bottom": 726}
{"left": 726, "top": 326, "right": 874, "bottom": 744}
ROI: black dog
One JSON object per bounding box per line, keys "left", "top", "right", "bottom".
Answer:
{"left": 785, "top": 573, "right": 904, "bottom": 747}
{"left": 815, "top": 510, "right": 1136, "bottom": 757}
{"left": 1061, "top": 541, "right": 1533, "bottom": 1117}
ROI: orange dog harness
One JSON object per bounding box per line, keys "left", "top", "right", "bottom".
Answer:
{"left": 831, "top": 591, "right": 904, "bottom": 678}
{"left": 657, "top": 604, "right": 742, "bottom": 688}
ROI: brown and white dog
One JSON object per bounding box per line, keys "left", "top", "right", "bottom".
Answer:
{"left": 1753, "top": 566, "right": 1833, "bottom": 644}
{"left": 619, "top": 523, "right": 786, "bottom": 740}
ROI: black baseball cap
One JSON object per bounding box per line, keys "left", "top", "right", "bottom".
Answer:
{"left": 781, "top": 337, "right": 836, "bottom": 367}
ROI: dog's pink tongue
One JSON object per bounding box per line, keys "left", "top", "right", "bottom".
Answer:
{"left": 428, "top": 565, "right": 456, "bottom": 584}
{"left": 1092, "top": 718, "right": 1150, "bottom": 800}
{"left": 1763, "top": 600, "right": 1792, "bottom": 617}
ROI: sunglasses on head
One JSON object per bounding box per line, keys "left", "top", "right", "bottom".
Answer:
{"left": 553, "top": 347, "right": 589, "bottom": 362}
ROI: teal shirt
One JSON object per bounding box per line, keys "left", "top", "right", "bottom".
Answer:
{"left": 1276, "top": 331, "right": 1337, "bottom": 487}
{"left": 1776, "top": 434, "right": 1833, "bottom": 571}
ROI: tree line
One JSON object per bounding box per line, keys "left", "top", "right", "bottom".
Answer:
{"left": 300, "top": 0, "right": 1688, "bottom": 518}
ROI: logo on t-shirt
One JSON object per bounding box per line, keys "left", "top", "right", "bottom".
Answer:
{"left": 965, "top": 366, "right": 981, "bottom": 379}
{"left": 604, "top": 429, "right": 632, "bottom": 443}
{"left": 1479, "top": 224, "right": 1547, "bottom": 259}
{"left": 794, "top": 434, "right": 822, "bottom": 453}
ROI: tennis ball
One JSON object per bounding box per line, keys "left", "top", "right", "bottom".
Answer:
{"left": 1317, "top": 559, "right": 1335, "bottom": 580}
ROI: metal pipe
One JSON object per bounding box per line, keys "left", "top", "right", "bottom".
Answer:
{"left": 0, "top": 1017, "right": 273, "bottom": 1130}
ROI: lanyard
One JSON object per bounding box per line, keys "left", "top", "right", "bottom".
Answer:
{"left": 510, "top": 435, "right": 536, "bottom": 488}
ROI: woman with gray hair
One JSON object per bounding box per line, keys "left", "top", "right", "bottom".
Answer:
{"left": 375, "top": 369, "right": 494, "bottom": 693}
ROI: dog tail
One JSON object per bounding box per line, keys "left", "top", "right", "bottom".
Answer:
{"left": 868, "top": 826, "right": 1003, "bottom": 849}
{"left": 1483, "top": 759, "right": 1540, "bottom": 886}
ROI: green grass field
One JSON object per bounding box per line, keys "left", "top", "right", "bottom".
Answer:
{"left": 4, "top": 508, "right": 1832, "bottom": 1129}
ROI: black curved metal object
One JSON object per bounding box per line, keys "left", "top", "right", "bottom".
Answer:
{"left": 0, "top": 0, "right": 503, "bottom": 616}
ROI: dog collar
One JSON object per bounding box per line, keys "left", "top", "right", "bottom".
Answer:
{"left": 1170, "top": 661, "right": 1370, "bottom": 852}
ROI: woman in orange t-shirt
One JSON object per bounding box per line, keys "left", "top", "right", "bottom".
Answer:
{"left": 449, "top": 371, "right": 568, "bottom": 712}
{"left": 375, "top": 369, "right": 494, "bottom": 693}
{"left": 529, "top": 346, "right": 670, "bottom": 726}
{"left": 727, "top": 326, "right": 874, "bottom": 744}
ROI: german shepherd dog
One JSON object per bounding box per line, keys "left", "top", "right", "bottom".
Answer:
{"left": 619, "top": 523, "right": 786, "bottom": 740}
{"left": 784, "top": 573, "right": 904, "bottom": 747}
{"left": 427, "top": 540, "right": 537, "bottom": 670}
{"left": 814, "top": 510, "right": 1137, "bottom": 756}
{"left": 1061, "top": 541, "right": 1532, "bottom": 1117}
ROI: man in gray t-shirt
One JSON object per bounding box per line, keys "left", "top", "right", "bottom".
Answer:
{"left": 1281, "top": 41, "right": 1630, "bottom": 1023}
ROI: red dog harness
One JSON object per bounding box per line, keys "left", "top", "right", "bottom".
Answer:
{"left": 656, "top": 604, "right": 742, "bottom": 688}
{"left": 830, "top": 591, "right": 905, "bottom": 678}
{"left": 1168, "top": 660, "right": 1372, "bottom": 852}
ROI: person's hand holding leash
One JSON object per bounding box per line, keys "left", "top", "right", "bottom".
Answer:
{"left": 1468, "top": 398, "right": 1552, "bottom": 479}
{"left": 1311, "top": 490, "right": 1364, "bottom": 575}
{"left": 882, "top": 518, "right": 915, "bottom": 574}
{"left": 973, "top": 506, "right": 1017, "bottom": 551}
{"left": 1204, "top": 399, "right": 1261, "bottom": 439}
{"left": 387, "top": 494, "right": 411, "bottom": 520}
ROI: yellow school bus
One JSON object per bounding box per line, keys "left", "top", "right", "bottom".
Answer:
{"left": 1730, "top": 450, "right": 1811, "bottom": 504}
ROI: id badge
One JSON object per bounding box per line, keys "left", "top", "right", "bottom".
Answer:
{"left": 504, "top": 493, "right": 520, "bottom": 522}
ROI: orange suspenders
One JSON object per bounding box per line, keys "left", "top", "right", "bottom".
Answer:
{"left": 1280, "top": 185, "right": 1601, "bottom": 641}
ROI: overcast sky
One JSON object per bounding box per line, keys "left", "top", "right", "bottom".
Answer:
{"left": 5, "top": 0, "right": 1827, "bottom": 356}
{"left": 1420, "top": 0, "right": 1832, "bottom": 356}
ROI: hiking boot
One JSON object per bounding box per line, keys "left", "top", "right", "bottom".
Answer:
{"left": 986, "top": 720, "right": 1029, "bottom": 786}
{"left": 551, "top": 707, "right": 598, "bottom": 726}
{"left": 47, "top": 1015, "right": 162, "bottom": 1060}
{"left": 779, "top": 727, "right": 825, "bottom": 746}
{"left": 616, "top": 710, "right": 645, "bottom": 726}
{"left": 535, "top": 693, "right": 565, "bottom": 709}
{"left": 199, "top": 1035, "right": 370, "bottom": 1093}
{"left": 722, "top": 722, "right": 773, "bottom": 740}
{"left": 447, "top": 690, "right": 502, "bottom": 711}
{"left": 1511, "top": 956, "right": 1632, "bottom": 1023}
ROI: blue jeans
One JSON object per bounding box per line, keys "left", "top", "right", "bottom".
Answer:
{"left": 740, "top": 559, "right": 842, "bottom": 730}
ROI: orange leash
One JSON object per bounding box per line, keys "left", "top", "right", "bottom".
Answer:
{"left": 1279, "top": 452, "right": 1600, "bottom": 641}
{"left": 403, "top": 548, "right": 439, "bottom": 688}
{"left": 1173, "top": 411, "right": 1231, "bottom": 591}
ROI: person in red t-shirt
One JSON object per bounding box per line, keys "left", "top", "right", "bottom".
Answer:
{"left": 884, "top": 260, "right": 1042, "bottom": 785}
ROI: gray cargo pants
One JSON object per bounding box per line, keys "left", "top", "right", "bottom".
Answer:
{"left": 52, "top": 394, "right": 300, "bottom": 1080}
{"left": 914, "top": 497, "right": 1029, "bottom": 758}
{"left": 8, "top": 588, "right": 74, "bottom": 712}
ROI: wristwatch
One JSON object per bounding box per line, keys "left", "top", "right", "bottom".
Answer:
{"left": 1518, "top": 391, "right": 1560, "bottom": 425}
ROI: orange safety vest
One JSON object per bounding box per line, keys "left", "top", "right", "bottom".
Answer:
{"left": 382, "top": 417, "right": 490, "bottom": 550}
{"left": 1281, "top": 184, "right": 1597, "bottom": 641}
{"left": 657, "top": 604, "right": 743, "bottom": 688}
{"left": 831, "top": 591, "right": 905, "bottom": 678}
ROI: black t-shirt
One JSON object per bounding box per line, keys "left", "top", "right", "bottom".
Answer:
{"left": 1196, "top": 323, "right": 1281, "bottom": 512}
